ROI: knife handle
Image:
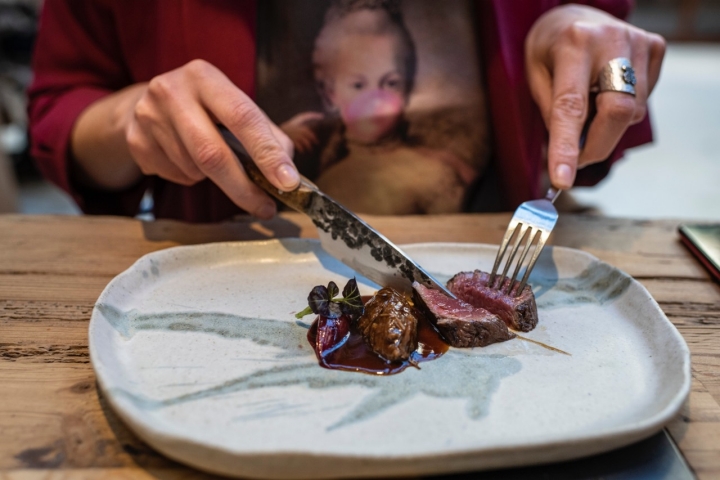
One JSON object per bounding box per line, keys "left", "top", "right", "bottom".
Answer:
{"left": 219, "top": 127, "right": 316, "bottom": 213}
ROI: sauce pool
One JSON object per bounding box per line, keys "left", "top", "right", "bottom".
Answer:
{"left": 307, "top": 296, "right": 449, "bottom": 375}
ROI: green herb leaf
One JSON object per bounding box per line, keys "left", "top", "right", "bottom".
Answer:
{"left": 294, "top": 306, "right": 314, "bottom": 319}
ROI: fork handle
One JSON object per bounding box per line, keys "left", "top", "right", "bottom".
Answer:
{"left": 545, "top": 187, "right": 562, "bottom": 204}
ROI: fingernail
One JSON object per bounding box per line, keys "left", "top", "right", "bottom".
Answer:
{"left": 276, "top": 164, "right": 300, "bottom": 190}
{"left": 257, "top": 202, "right": 276, "bottom": 220}
{"left": 555, "top": 164, "right": 574, "bottom": 189}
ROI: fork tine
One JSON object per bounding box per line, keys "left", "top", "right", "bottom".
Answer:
{"left": 516, "top": 230, "right": 550, "bottom": 295}
{"left": 497, "top": 223, "right": 529, "bottom": 290}
{"left": 492, "top": 187, "right": 561, "bottom": 296}
{"left": 489, "top": 219, "right": 521, "bottom": 286}
{"left": 506, "top": 227, "right": 537, "bottom": 294}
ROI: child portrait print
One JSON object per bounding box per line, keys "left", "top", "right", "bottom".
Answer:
{"left": 257, "top": 0, "right": 489, "bottom": 214}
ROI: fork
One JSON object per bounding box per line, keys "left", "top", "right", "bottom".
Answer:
{"left": 488, "top": 187, "right": 562, "bottom": 297}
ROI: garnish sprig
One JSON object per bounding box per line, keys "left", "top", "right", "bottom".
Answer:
{"left": 295, "top": 278, "right": 363, "bottom": 320}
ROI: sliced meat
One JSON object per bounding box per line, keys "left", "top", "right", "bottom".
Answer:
{"left": 447, "top": 270, "right": 538, "bottom": 332}
{"left": 412, "top": 282, "right": 515, "bottom": 348}
{"left": 356, "top": 287, "right": 418, "bottom": 362}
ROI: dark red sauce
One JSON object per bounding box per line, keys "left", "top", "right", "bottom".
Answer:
{"left": 307, "top": 296, "right": 449, "bottom": 375}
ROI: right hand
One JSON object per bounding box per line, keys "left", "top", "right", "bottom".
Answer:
{"left": 127, "top": 59, "right": 298, "bottom": 219}
{"left": 525, "top": 5, "right": 665, "bottom": 190}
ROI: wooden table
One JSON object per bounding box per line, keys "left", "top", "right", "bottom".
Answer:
{"left": 1, "top": 213, "right": 719, "bottom": 479}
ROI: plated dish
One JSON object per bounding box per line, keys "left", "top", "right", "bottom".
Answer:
{"left": 89, "top": 239, "right": 691, "bottom": 479}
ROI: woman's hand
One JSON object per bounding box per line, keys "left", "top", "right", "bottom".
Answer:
{"left": 525, "top": 4, "right": 666, "bottom": 189}
{"left": 72, "top": 60, "right": 297, "bottom": 219}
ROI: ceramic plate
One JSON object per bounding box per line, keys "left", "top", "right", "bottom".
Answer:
{"left": 89, "top": 239, "right": 690, "bottom": 479}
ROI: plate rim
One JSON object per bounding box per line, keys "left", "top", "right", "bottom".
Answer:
{"left": 88, "top": 238, "right": 692, "bottom": 478}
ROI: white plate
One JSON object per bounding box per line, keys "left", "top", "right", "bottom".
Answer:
{"left": 89, "top": 239, "right": 690, "bottom": 479}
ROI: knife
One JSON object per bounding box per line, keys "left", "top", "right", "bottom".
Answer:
{"left": 220, "top": 127, "right": 455, "bottom": 298}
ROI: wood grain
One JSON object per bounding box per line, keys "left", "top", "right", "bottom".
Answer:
{"left": 1, "top": 213, "right": 719, "bottom": 479}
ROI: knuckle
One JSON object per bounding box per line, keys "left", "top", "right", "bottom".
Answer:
{"left": 125, "top": 125, "right": 147, "bottom": 159}
{"left": 555, "top": 22, "right": 593, "bottom": 48}
{"left": 631, "top": 104, "right": 647, "bottom": 124}
{"left": 194, "top": 142, "right": 227, "bottom": 173}
{"left": 554, "top": 141, "right": 580, "bottom": 161}
{"left": 188, "top": 175, "right": 204, "bottom": 185}
{"left": 147, "top": 76, "right": 174, "bottom": 100}
{"left": 228, "top": 99, "right": 263, "bottom": 130}
{"left": 604, "top": 96, "right": 636, "bottom": 124}
{"left": 127, "top": 145, "right": 156, "bottom": 176}
{"left": 147, "top": 76, "right": 163, "bottom": 94}
{"left": 125, "top": 125, "right": 140, "bottom": 150}
{"left": 627, "top": 29, "right": 648, "bottom": 52}
{"left": 138, "top": 164, "right": 154, "bottom": 176}
{"left": 227, "top": 183, "right": 265, "bottom": 212}
{"left": 133, "top": 98, "right": 154, "bottom": 125}
{"left": 185, "top": 59, "right": 213, "bottom": 77}
{"left": 650, "top": 33, "right": 667, "bottom": 55}
{"left": 235, "top": 186, "right": 257, "bottom": 205}
{"left": 560, "top": 22, "right": 593, "bottom": 46}
{"left": 133, "top": 153, "right": 155, "bottom": 176}
{"left": 553, "top": 92, "right": 587, "bottom": 120}
{"left": 185, "top": 168, "right": 206, "bottom": 184}
{"left": 599, "top": 23, "right": 628, "bottom": 42}
{"left": 251, "top": 139, "right": 285, "bottom": 168}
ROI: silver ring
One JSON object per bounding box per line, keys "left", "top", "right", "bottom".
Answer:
{"left": 598, "top": 57, "right": 636, "bottom": 96}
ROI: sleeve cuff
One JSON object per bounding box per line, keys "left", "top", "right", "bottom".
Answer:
{"left": 30, "top": 86, "right": 112, "bottom": 209}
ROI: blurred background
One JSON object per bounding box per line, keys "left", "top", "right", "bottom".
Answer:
{"left": 0, "top": 0, "right": 718, "bottom": 220}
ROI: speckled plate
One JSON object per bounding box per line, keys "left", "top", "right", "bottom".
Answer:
{"left": 89, "top": 239, "right": 690, "bottom": 479}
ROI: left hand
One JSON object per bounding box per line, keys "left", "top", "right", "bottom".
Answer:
{"left": 525, "top": 4, "right": 666, "bottom": 189}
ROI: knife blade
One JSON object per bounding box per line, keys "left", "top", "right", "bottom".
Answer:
{"left": 220, "top": 127, "right": 454, "bottom": 297}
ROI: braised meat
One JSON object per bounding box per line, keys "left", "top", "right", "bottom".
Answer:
{"left": 412, "top": 282, "right": 515, "bottom": 348}
{"left": 447, "top": 270, "right": 538, "bottom": 332}
{"left": 356, "top": 287, "right": 418, "bottom": 362}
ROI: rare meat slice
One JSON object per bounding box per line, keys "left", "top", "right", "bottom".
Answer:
{"left": 356, "top": 287, "right": 418, "bottom": 362}
{"left": 413, "top": 282, "right": 515, "bottom": 348}
{"left": 447, "top": 271, "right": 538, "bottom": 332}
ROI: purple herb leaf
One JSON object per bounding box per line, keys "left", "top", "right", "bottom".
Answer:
{"left": 327, "top": 281, "right": 339, "bottom": 299}
{"left": 308, "top": 285, "right": 330, "bottom": 316}
{"left": 339, "top": 278, "right": 363, "bottom": 319}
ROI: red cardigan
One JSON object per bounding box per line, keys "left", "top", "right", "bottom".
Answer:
{"left": 28, "top": 0, "right": 651, "bottom": 222}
